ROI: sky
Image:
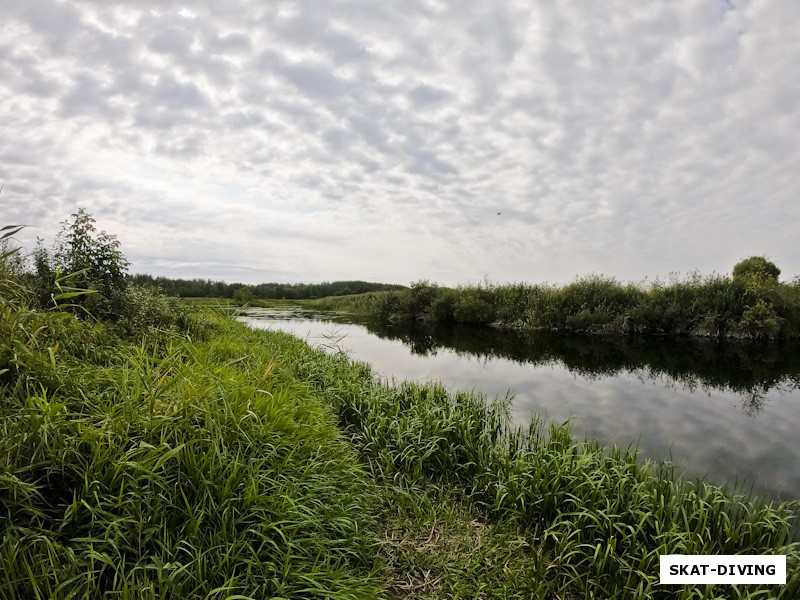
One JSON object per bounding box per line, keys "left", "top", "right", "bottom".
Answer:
{"left": 1, "top": 0, "right": 799, "bottom": 286}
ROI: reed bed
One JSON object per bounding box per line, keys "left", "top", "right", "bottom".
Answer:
{"left": 315, "top": 270, "right": 800, "bottom": 339}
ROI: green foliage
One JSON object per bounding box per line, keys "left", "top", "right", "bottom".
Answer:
{"left": 323, "top": 262, "right": 800, "bottom": 339}
{"left": 296, "top": 339, "right": 800, "bottom": 599}
{"left": 452, "top": 286, "right": 495, "bottom": 325}
{"left": 492, "top": 283, "right": 533, "bottom": 325}
{"left": 546, "top": 275, "right": 641, "bottom": 332}
{"left": 0, "top": 226, "right": 29, "bottom": 310}
{"left": 0, "top": 313, "right": 382, "bottom": 599}
{"left": 4, "top": 215, "right": 800, "bottom": 597}
{"left": 401, "top": 280, "right": 439, "bottom": 321}
{"left": 2, "top": 254, "right": 799, "bottom": 597}
{"left": 6, "top": 212, "right": 191, "bottom": 341}
{"left": 430, "top": 287, "right": 458, "bottom": 322}
{"left": 34, "top": 209, "right": 129, "bottom": 319}
{"left": 733, "top": 256, "right": 781, "bottom": 282}
{"left": 129, "top": 274, "right": 406, "bottom": 300}
{"left": 232, "top": 285, "right": 255, "bottom": 305}
{"left": 54, "top": 208, "right": 129, "bottom": 297}
{"left": 776, "top": 283, "right": 800, "bottom": 337}
{"left": 311, "top": 290, "right": 405, "bottom": 322}
{"left": 727, "top": 257, "right": 788, "bottom": 339}
{"left": 110, "top": 284, "right": 189, "bottom": 339}
{"left": 740, "top": 298, "right": 780, "bottom": 339}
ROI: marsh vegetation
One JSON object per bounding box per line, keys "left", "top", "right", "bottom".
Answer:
{"left": 313, "top": 259, "right": 800, "bottom": 340}
{"left": 2, "top": 214, "right": 799, "bottom": 598}
{"left": 244, "top": 307, "right": 800, "bottom": 501}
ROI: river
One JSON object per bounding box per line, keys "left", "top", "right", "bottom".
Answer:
{"left": 241, "top": 307, "right": 800, "bottom": 501}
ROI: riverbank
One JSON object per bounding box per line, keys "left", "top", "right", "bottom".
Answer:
{"left": 307, "top": 267, "right": 800, "bottom": 339}
{"left": 2, "top": 297, "right": 799, "bottom": 597}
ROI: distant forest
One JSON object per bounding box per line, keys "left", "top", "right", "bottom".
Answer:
{"left": 128, "top": 274, "right": 407, "bottom": 300}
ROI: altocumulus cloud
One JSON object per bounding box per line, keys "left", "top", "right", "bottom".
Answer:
{"left": 1, "top": 0, "right": 799, "bottom": 284}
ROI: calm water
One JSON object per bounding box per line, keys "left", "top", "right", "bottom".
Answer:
{"left": 241, "top": 307, "right": 800, "bottom": 501}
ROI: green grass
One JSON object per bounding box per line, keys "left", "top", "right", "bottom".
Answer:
{"left": 312, "top": 273, "right": 800, "bottom": 339}
{"left": 1, "top": 281, "right": 798, "bottom": 597}
{"left": 294, "top": 355, "right": 800, "bottom": 598}
{"left": 1, "top": 309, "right": 382, "bottom": 598}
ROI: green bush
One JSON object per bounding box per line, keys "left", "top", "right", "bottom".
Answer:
{"left": 232, "top": 285, "right": 255, "bottom": 305}
{"left": 733, "top": 256, "right": 781, "bottom": 282}
{"left": 739, "top": 298, "right": 781, "bottom": 339}
{"left": 7, "top": 212, "right": 199, "bottom": 343}
{"left": 493, "top": 283, "right": 533, "bottom": 325}
{"left": 521, "top": 276, "right": 640, "bottom": 333}
{"left": 110, "top": 284, "right": 188, "bottom": 339}
{"left": 430, "top": 287, "right": 458, "bottom": 322}
{"left": 33, "top": 209, "right": 129, "bottom": 319}
{"left": 728, "top": 258, "right": 786, "bottom": 338}
{"left": 400, "top": 280, "right": 439, "bottom": 321}
{"left": 452, "top": 287, "right": 496, "bottom": 324}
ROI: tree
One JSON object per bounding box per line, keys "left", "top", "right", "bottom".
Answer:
{"left": 732, "top": 256, "right": 783, "bottom": 338}
{"left": 732, "top": 256, "right": 780, "bottom": 283}
{"left": 233, "top": 286, "right": 255, "bottom": 305}
{"left": 36, "top": 208, "right": 129, "bottom": 317}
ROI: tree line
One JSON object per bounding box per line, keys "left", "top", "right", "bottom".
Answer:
{"left": 128, "top": 273, "right": 407, "bottom": 301}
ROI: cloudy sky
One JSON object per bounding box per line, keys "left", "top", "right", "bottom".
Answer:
{"left": 2, "top": 0, "right": 799, "bottom": 286}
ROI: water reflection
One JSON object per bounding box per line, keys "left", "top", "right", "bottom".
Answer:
{"left": 359, "top": 319, "right": 800, "bottom": 417}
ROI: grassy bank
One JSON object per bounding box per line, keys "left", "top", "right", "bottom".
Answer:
{"left": 1, "top": 310, "right": 383, "bottom": 597}
{"left": 311, "top": 262, "right": 800, "bottom": 339}
{"left": 2, "top": 303, "right": 799, "bottom": 597}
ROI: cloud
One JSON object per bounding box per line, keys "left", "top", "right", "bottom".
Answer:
{"left": 148, "top": 27, "right": 196, "bottom": 56}
{"left": 1, "top": 0, "right": 799, "bottom": 284}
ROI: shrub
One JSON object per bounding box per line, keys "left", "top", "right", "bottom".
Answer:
{"left": 110, "top": 284, "right": 188, "bottom": 339}
{"left": 493, "top": 283, "right": 532, "bottom": 324}
{"left": 33, "top": 209, "right": 129, "bottom": 319}
{"left": 733, "top": 256, "right": 781, "bottom": 283}
{"left": 430, "top": 288, "right": 458, "bottom": 322}
{"left": 739, "top": 298, "right": 780, "bottom": 339}
{"left": 313, "top": 260, "right": 800, "bottom": 339}
{"left": 453, "top": 287, "right": 495, "bottom": 324}
{"left": 400, "top": 280, "right": 439, "bottom": 320}
{"left": 232, "top": 285, "right": 255, "bottom": 305}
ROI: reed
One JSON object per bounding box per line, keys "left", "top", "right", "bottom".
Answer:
{"left": 316, "top": 267, "right": 800, "bottom": 339}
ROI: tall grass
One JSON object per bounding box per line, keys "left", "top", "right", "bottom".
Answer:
{"left": 1, "top": 307, "right": 382, "bottom": 598}
{"left": 289, "top": 349, "right": 800, "bottom": 598}
{"left": 316, "top": 272, "right": 800, "bottom": 339}
{"left": 3, "top": 303, "right": 799, "bottom": 597}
